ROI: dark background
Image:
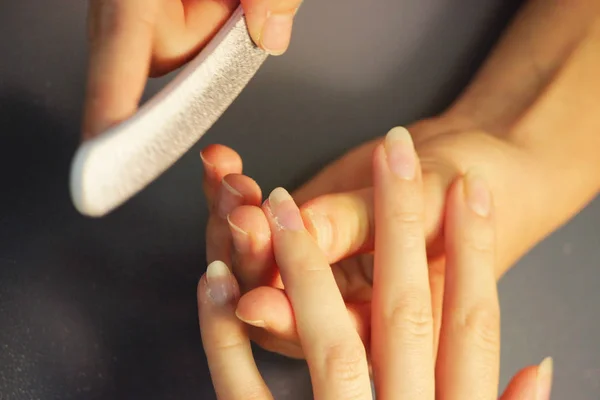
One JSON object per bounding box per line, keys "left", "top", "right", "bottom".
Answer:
{"left": 1, "top": 0, "right": 599, "bottom": 398}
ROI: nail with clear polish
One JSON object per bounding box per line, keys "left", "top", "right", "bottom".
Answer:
{"left": 384, "top": 127, "right": 417, "bottom": 180}
{"left": 205, "top": 260, "right": 236, "bottom": 306}
{"left": 267, "top": 188, "right": 304, "bottom": 231}
{"left": 260, "top": 11, "right": 294, "bottom": 55}
{"left": 536, "top": 356, "right": 553, "bottom": 400}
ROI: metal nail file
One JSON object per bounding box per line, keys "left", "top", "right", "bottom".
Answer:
{"left": 70, "top": 6, "right": 268, "bottom": 217}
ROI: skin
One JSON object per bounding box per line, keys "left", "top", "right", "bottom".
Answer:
{"left": 199, "top": 0, "right": 600, "bottom": 358}
{"left": 197, "top": 131, "right": 550, "bottom": 398}
{"left": 84, "top": 0, "right": 597, "bottom": 386}
{"left": 83, "top": 0, "right": 301, "bottom": 139}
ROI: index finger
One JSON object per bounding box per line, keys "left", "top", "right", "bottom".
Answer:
{"left": 263, "top": 188, "right": 372, "bottom": 400}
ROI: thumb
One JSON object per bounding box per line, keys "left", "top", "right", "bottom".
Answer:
{"left": 500, "top": 357, "right": 553, "bottom": 400}
{"left": 240, "top": 0, "right": 302, "bottom": 55}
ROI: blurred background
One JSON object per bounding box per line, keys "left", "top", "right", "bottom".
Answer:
{"left": 0, "top": 0, "right": 598, "bottom": 398}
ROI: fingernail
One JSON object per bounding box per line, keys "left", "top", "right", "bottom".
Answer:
{"left": 260, "top": 11, "right": 294, "bottom": 55}
{"left": 200, "top": 151, "right": 217, "bottom": 181}
{"left": 205, "top": 260, "right": 236, "bottom": 306}
{"left": 384, "top": 127, "right": 417, "bottom": 179}
{"left": 536, "top": 357, "right": 553, "bottom": 400}
{"left": 235, "top": 310, "right": 266, "bottom": 328}
{"left": 303, "top": 208, "right": 333, "bottom": 252}
{"left": 227, "top": 215, "right": 251, "bottom": 254}
{"left": 217, "top": 177, "right": 243, "bottom": 218}
{"left": 267, "top": 188, "right": 304, "bottom": 231}
{"left": 463, "top": 169, "right": 492, "bottom": 217}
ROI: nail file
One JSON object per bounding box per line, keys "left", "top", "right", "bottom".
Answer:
{"left": 70, "top": 6, "right": 268, "bottom": 217}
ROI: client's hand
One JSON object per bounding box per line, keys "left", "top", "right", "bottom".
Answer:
{"left": 197, "top": 128, "right": 552, "bottom": 399}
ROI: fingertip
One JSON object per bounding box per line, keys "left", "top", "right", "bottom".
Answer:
{"left": 237, "top": 287, "right": 298, "bottom": 341}
{"left": 500, "top": 364, "right": 539, "bottom": 400}
{"left": 228, "top": 205, "right": 271, "bottom": 242}
{"left": 222, "top": 174, "right": 263, "bottom": 206}
{"left": 241, "top": 0, "right": 297, "bottom": 55}
{"left": 200, "top": 144, "right": 243, "bottom": 178}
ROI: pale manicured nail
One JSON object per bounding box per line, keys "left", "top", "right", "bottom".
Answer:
{"left": 384, "top": 127, "right": 417, "bottom": 179}
{"left": 205, "top": 261, "right": 236, "bottom": 306}
{"left": 260, "top": 11, "right": 294, "bottom": 55}
{"left": 268, "top": 188, "right": 304, "bottom": 231}
{"left": 235, "top": 310, "right": 266, "bottom": 328}
{"left": 463, "top": 169, "right": 492, "bottom": 217}
{"left": 227, "top": 215, "right": 251, "bottom": 254}
{"left": 536, "top": 356, "right": 553, "bottom": 400}
{"left": 217, "top": 177, "right": 243, "bottom": 218}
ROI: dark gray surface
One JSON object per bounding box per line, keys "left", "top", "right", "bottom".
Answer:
{"left": 1, "top": 1, "right": 598, "bottom": 399}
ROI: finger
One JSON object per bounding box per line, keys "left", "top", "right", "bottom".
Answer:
{"left": 227, "top": 205, "right": 279, "bottom": 291}
{"left": 241, "top": 0, "right": 300, "bottom": 55}
{"left": 264, "top": 187, "right": 372, "bottom": 400}
{"left": 236, "top": 286, "right": 372, "bottom": 348}
{"left": 299, "top": 165, "right": 451, "bottom": 264}
{"left": 499, "top": 358, "right": 553, "bottom": 400}
{"left": 200, "top": 145, "right": 243, "bottom": 209}
{"left": 206, "top": 174, "right": 262, "bottom": 265}
{"left": 436, "top": 171, "right": 500, "bottom": 399}
{"left": 151, "top": 0, "right": 238, "bottom": 75}
{"left": 370, "top": 127, "right": 435, "bottom": 399}
{"left": 84, "top": 0, "right": 161, "bottom": 139}
{"left": 292, "top": 138, "right": 381, "bottom": 205}
{"left": 197, "top": 260, "right": 272, "bottom": 400}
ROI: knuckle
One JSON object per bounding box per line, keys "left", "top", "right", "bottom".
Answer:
{"left": 323, "top": 340, "right": 368, "bottom": 386}
{"left": 384, "top": 293, "right": 433, "bottom": 339}
{"left": 461, "top": 228, "right": 495, "bottom": 256}
{"left": 387, "top": 210, "right": 425, "bottom": 249}
{"left": 210, "top": 333, "right": 248, "bottom": 353}
{"left": 455, "top": 302, "right": 500, "bottom": 350}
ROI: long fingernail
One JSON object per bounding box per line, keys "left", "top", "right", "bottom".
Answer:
{"left": 384, "top": 127, "right": 417, "bottom": 179}
{"left": 536, "top": 357, "right": 553, "bottom": 400}
{"left": 205, "top": 261, "right": 236, "bottom": 306}
{"left": 260, "top": 11, "right": 294, "bottom": 55}
{"left": 463, "top": 169, "right": 491, "bottom": 217}
{"left": 227, "top": 215, "right": 251, "bottom": 254}
{"left": 303, "top": 208, "right": 333, "bottom": 252}
{"left": 217, "top": 177, "right": 243, "bottom": 218}
{"left": 267, "top": 188, "right": 304, "bottom": 231}
{"left": 235, "top": 310, "right": 266, "bottom": 328}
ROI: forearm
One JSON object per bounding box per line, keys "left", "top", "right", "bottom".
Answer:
{"left": 440, "top": 0, "right": 600, "bottom": 272}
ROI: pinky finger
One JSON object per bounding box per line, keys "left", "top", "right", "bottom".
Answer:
{"left": 500, "top": 358, "right": 553, "bottom": 400}
{"left": 198, "top": 261, "right": 273, "bottom": 400}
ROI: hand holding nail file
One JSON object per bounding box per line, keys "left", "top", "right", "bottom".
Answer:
{"left": 71, "top": 5, "right": 286, "bottom": 217}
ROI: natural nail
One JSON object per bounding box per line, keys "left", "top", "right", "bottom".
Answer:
{"left": 463, "top": 169, "right": 492, "bottom": 217}
{"left": 536, "top": 356, "right": 553, "bottom": 400}
{"left": 200, "top": 151, "right": 217, "bottom": 181}
{"left": 235, "top": 310, "right": 266, "bottom": 328}
{"left": 384, "top": 127, "right": 417, "bottom": 179}
{"left": 205, "top": 260, "right": 236, "bottom": 306}
{"left": 227, "top": 215, "right": 251, "bottom": 254}
{"left": 260, "top": 11, "right": 294, "bottom": 55}
{"left": 268, "top": 188, "right": 304, "bottom": 231}
{"left": 217, "top": 177, "right": 243, "bottom": 218}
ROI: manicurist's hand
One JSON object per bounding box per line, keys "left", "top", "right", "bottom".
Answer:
{"left": 198, "top": 128, "right": 552, "bottom": 399}
{"left": 83, "top": 0, "right": 299, "bottom": 138}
